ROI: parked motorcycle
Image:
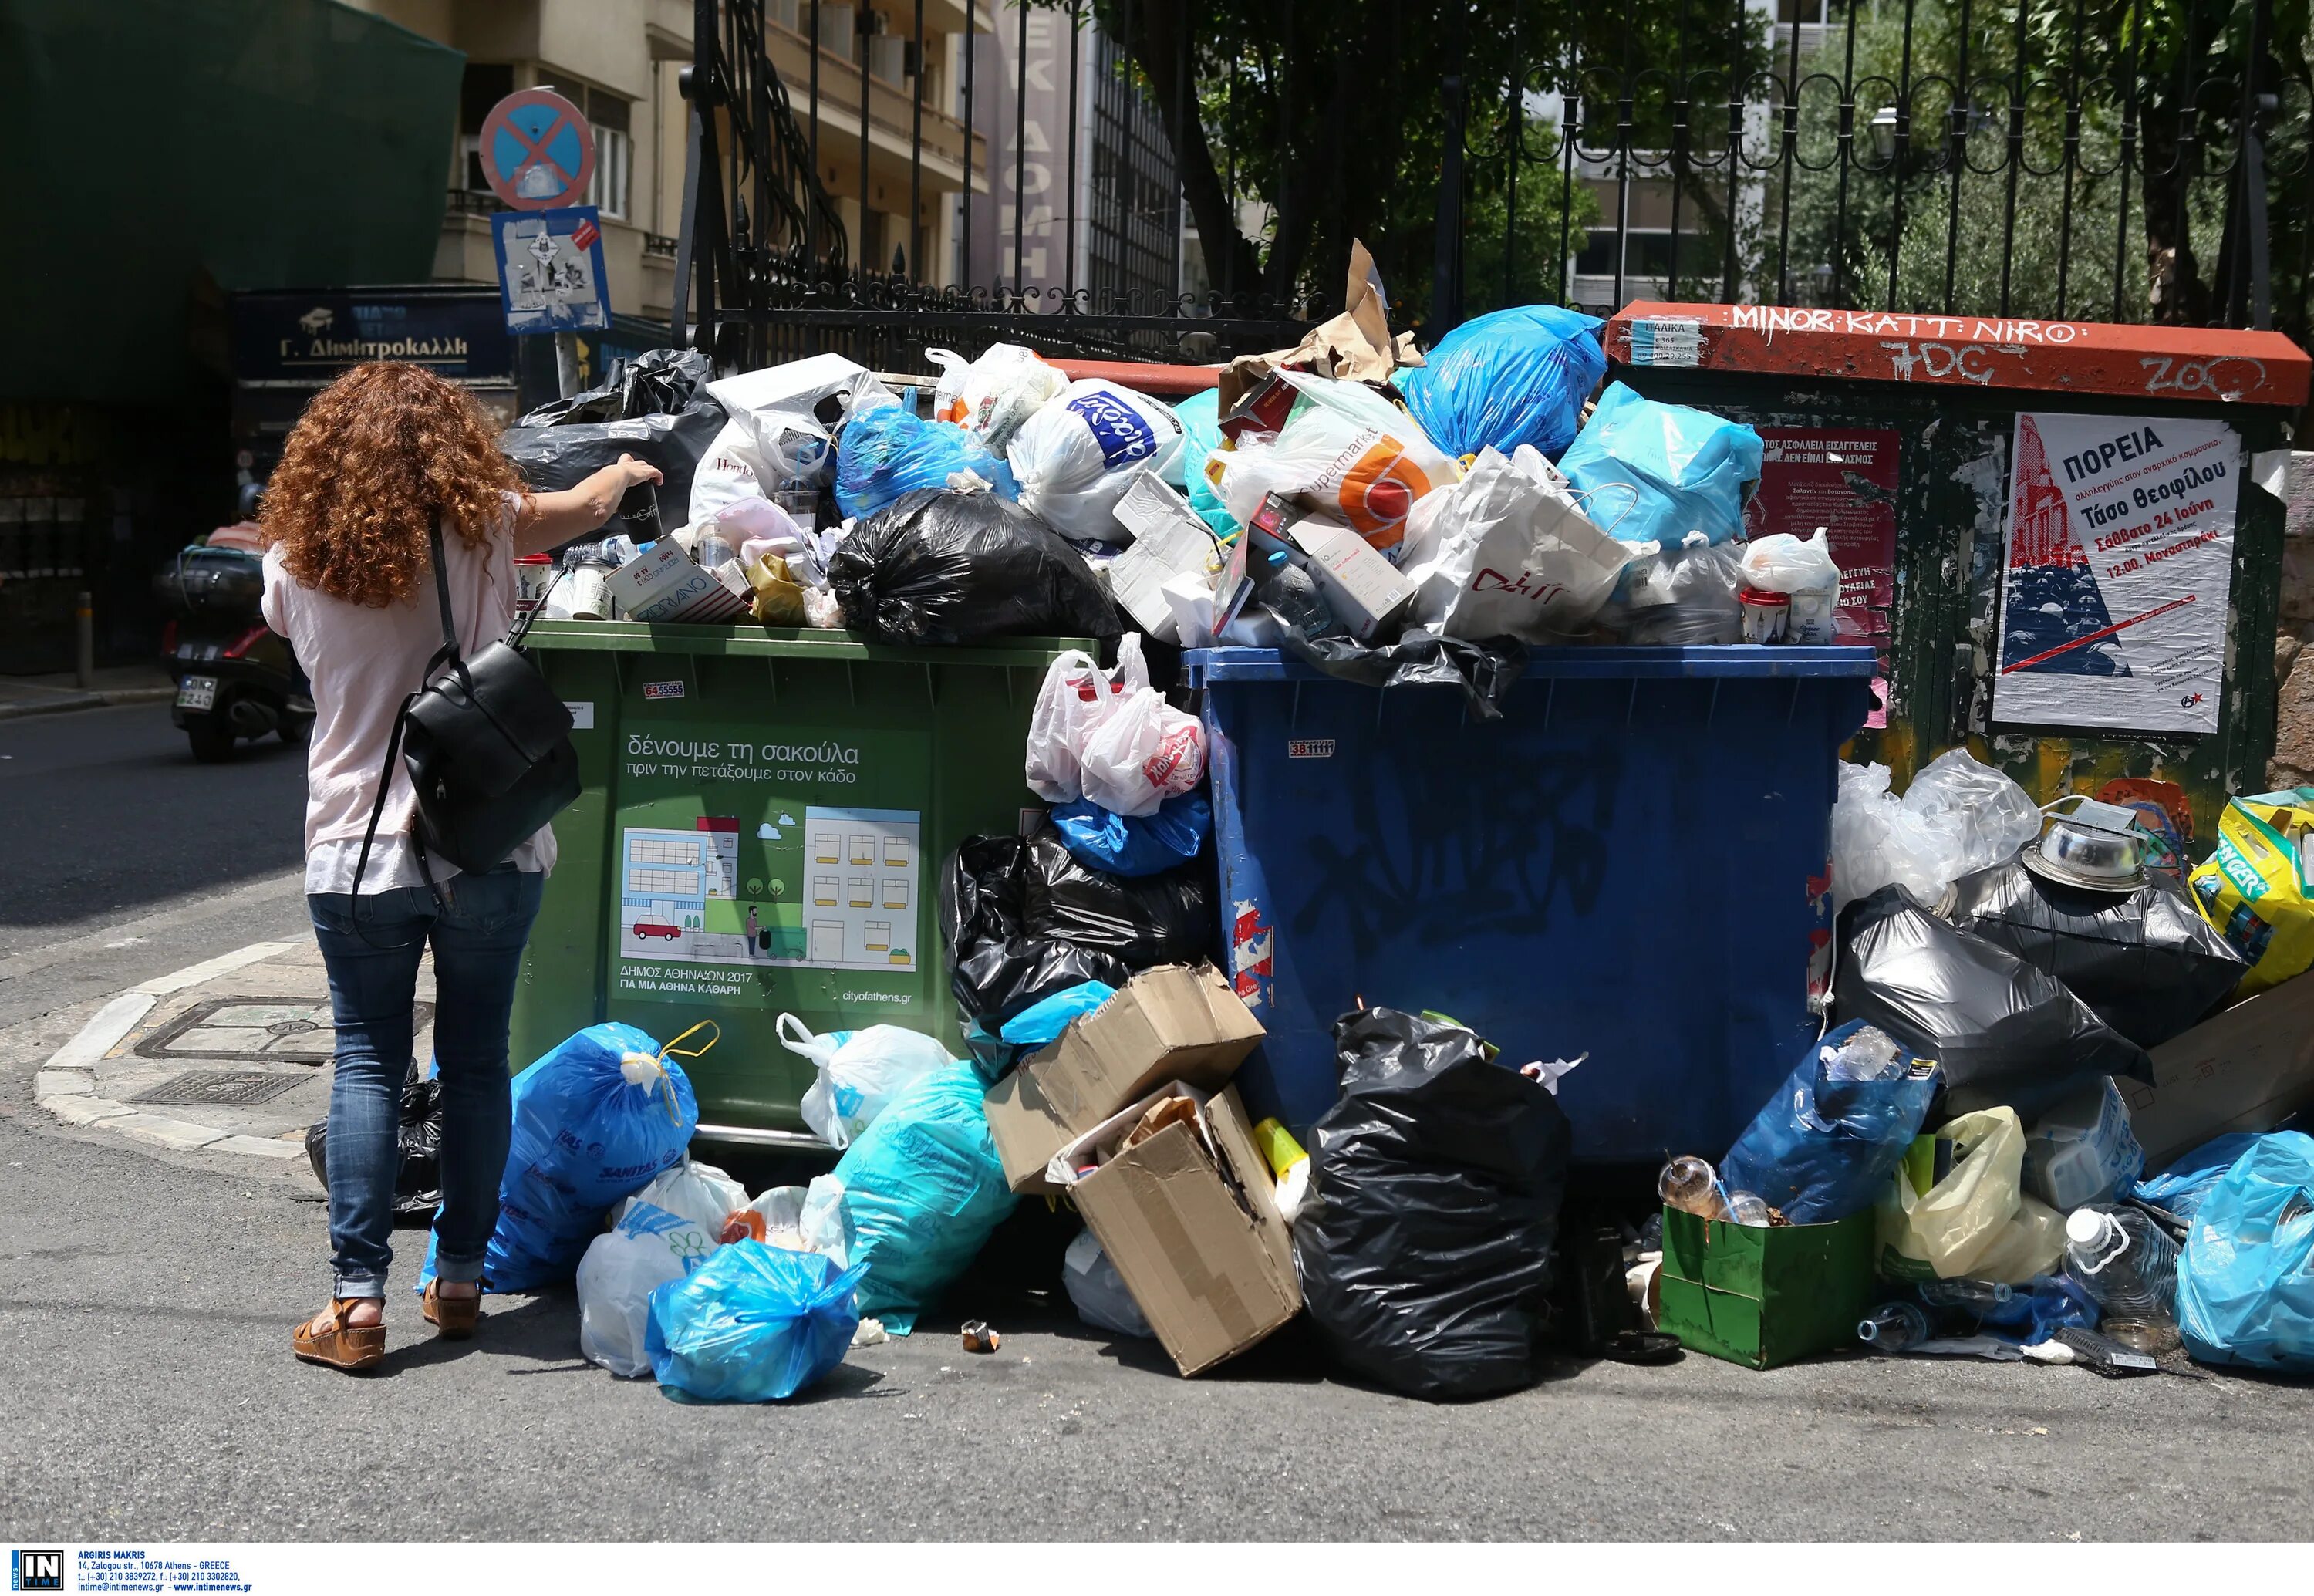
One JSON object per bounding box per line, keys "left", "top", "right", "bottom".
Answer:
{"left": 154, "top": 489, "right": 312, "bottom": 762}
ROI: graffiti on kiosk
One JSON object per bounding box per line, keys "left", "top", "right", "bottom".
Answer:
{"left": 2140, "top": 354, "right": 2268, "bottom": 402}
{"left": 1728, "top": 305, "right": 2086, "bottom": 344}
{"left": 1879, "top": 339, "right": 2009, "bottom": 385}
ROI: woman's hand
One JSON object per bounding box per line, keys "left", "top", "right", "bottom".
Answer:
{"left": 515, "top": 453, "right": 666, "bottom": 556}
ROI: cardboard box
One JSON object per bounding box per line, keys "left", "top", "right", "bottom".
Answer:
{"left": 605, "top": 538, "right": 753, "bottom": 623}
{"left": 1050, "top": 1081, "right": 1302, "bottom": 1376}
{"left": 2126, "top": 971, "right": 2314, "bottom": 1167}
{"left": 1655, "top": 1207, "right": 1876, "bottom": 1370}
{"left": 1288, "top": 516, "right": 1416, "bottom": 640}
{"left": 983, "top": 963, "right": 1264, "bottom": 1193}
{"left": 1106, "top": 472, "right": 1220, "bottom": 643}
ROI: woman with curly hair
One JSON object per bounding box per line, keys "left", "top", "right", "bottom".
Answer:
{"left": 259, "top": 361, "right": 659, "bottom": 1371}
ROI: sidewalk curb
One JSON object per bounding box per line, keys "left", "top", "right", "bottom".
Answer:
{"left": 0, "top": 686, "right": 176, "bottom": 723}
{"left": 32, "top": 941, "right": 308, "bottom": 1161}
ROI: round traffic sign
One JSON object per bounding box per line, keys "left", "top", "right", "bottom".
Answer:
{"left": 478, "top": 89, "right": 596, "bottom": 211}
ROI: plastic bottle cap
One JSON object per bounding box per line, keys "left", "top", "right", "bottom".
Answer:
{"left": 2065, "top": 1207, "right": 2113, "bottom": 1247}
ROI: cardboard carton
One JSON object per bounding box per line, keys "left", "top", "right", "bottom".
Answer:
{"left": 1289, "top": 516, "right": 1416, "bottom": 640}
{"left": 1106, "top": 472, "right": 1220, "bottom": 642}
{"left": 983, "top": 963, "right": 1264, "bottom": 1193}
{"left": 2126, "top": 971, "right": 2314, "bottom": 1167}
{"left": 1049, "top": 1081, "right": 1302, "bottom": 1375}
{"left": 605, "top": 538, "right": 753, "bottom": 623}
{"left": 1655, "top": 1206, "right": 1876, "bottom": 1370}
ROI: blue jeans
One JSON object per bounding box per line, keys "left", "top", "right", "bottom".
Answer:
{"left": 309, "top": 869, "right": 544, "bottom": 1299}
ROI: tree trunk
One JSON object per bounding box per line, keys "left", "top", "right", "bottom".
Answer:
{"left": 2137, "top": 92, "right": 2213, "bottom": 325}
{"left": 1119, "top": 0, "right": 1263, "bottom": 299}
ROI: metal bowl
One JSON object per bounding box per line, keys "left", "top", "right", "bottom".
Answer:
{"left": 2021, "top": 818, "right": 2147, "bottom": 891}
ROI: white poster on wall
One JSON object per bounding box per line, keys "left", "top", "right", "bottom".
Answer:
{"left": 1993, "top": 411, "right": 2240, "bottom": 735}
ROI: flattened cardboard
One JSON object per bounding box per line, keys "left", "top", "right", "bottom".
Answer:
{"left": 1107, "top": 473, "right": 1220, "bottom": 642}
{"left": 1056, "top": 1082, "right": 1301, "bottom": 1376}
{"left": 2127, "top": 971, "right": 2314, "bottom": 1167}
{"left": 983, "top": 963, "right": 1263, "bottom": 1193}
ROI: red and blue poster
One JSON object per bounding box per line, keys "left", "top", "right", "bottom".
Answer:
{"left": 1994, "top": 411, "right": 2238, "bottom": 736}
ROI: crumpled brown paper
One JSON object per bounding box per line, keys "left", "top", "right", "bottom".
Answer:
{"left": 1216, "top": 239, "right": 1425, "bottom": 413}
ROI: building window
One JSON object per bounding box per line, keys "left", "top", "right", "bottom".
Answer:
{"left": 538, "top": 79, "right": 635, "bottom": 220}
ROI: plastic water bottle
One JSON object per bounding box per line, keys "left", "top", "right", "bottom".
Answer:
{"left": 2064, "top": 1204, "right": 2181, "bottom": 1353}
{"left": 1857, "top": 1301, "right": 1930, "bottom": 1353}
{"left": 1658, "top": 1156, "right": 1729, "bottom": 1220}
{"left": 1918, "top": 1278, "right": 2013, "bottom": 1311}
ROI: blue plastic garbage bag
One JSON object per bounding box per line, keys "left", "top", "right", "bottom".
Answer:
{"left": 1172, "top": 390, "right": 1236, "bottom": 535}
{"left": 2179, "top": 1131, "right": 2314, "bottom": 1370}
{"left": 1719, "top": 1021, "right": 1938, "bottom": 1224}
{"left": 1400, "top": 305, "right": 1606, "bottom": 461}
{"left": 1050, "top": 790, "right": 1212, "bottom": 877}
{"left": 835, "top": 406, "right": 1018, "bottom": 521}
{"left": 645, "top": 1240, "right": 867, "bottom": 1402}
{"left": 1557, "top": 381, "right": 1763, "bottom": 547}
{"left": 998, "top": 980, "right": 1115, "bottom": 1048}
{"left": 1972, "top": 1274, "right": 2100, "bottom": 1345}
{"left": 831, "top": 1063, "right": 1017, "bottom": 1333}
{"left": 422, "top": 1021, "right": 700, "bottom": 1294}
{"left": 2128, "top": 1133, "right": 2263, "bottom": 1223}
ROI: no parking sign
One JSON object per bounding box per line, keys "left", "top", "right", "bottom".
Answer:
{"left": 479, "top": 89, "right": 595, "bottom": 210}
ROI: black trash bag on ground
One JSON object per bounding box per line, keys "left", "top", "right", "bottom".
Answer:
{"left": 1018, "top": 822, "right": 1213, "bottom": 970}
{"left": 829, "top": 488, "right": 1121, "bottom": 646}
{"left": 302, "top": 1068, "right": 444, "bottom": 1222}
{"left": 498, "top": 349, "right": 724, "bottom": 542}
{"left": 940, "top": 833, "right": 1132, "bottom": 1027}
{"left": 1294, "top": 1008, "right": 1573, "bottom": 1400}
{"left": 1939, "top": 854, "right": 2246, "bottom": 1048}
{"left": 1834, "top": 885, "right": 2154, "bottom": 1122}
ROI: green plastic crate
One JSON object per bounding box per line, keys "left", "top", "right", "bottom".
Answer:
{"left": 1655, "top": 1206, "right": 1877, "bottom": 1370}
{"left": 508, "top": 619, "right": 1094, "bottom": 1141}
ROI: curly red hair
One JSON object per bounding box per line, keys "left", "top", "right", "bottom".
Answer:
{"left": 261, "top": 363, "right": 522, "bottom": 608}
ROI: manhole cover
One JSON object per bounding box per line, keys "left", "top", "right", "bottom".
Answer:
{"left": 129, "top": 1069, "right": 314, "bottom": 1107}
{"left": 135, "top": 997, "right": 431, "bottom": 1066}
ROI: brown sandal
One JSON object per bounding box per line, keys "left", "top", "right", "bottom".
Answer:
{"left": 422, "top": 1280, "right": 481, "bottom": 1340}
{"left": 292, "top": 1297, "right": 386, "bottom": 1371}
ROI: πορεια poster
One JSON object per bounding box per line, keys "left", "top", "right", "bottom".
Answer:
{"left": 1994, "top": 411, "right": 2239, "bottom": 736}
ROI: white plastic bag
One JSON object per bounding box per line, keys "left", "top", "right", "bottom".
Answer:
{"left": 1739, "top": 528, "right": 1841, "bottom": 596}
{"left": 1401, "top": 445, "right": 1637, "bottom": 642}
{"left": 741, "top": 1173, "right": 855, "bottom": 1267}
{"left": 1063, "top": 1227, "right": 1155, "bottom": 1338}
{"left": 611, "top": 1158, "right": 748, "bottom": 1231}
{"left": 1877, "top": 1106, "right": 2066, "bottom": 1283}
{"left": 1024, "top": 637, "right": 1152, "bottom": 802}
{"left": 690, "top": 353, "right": 879, "bottom": 521}
{"left": 1902, "top": 747, "right": 2043, "bottom": 878}
{"left": 576, "top": 1199, "right": 718, "bottom": 1377}
{"left": 1830, "top": 750, "right": 2042, "bottom": 910}
{"left": 1008, "top": 380, "right": 1187, "bottom": 539}
{"left": 1209, "top": 373, "right": 1460, "bottom": 564}
{"left": 1078, "top": 680, "right": 1205, "bottom": 817}
{"left": 778, "top": 1014, "right": 958, "bottom": 1150}
{"left": 929, "top": 343, "right": 1069, "bottom": 450}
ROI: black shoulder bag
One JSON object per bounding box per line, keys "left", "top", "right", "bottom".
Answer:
{"left": 349, "top": 525, "right": 581, "bottom": 904}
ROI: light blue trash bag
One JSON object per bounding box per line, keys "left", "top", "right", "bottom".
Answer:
{"left": 2178, "top": 1131, "right": 2314, "bottom": 1371}
{"left": 835, "top": 406, "right": 1018, "bottom": 521}
{"left": 2128, "top": 1132, "right": 2263, "bottom": 1223}
{"left": 832, "top": 1062, "right": 1017, "bottom": 1333}
{"left": 1171, "top": 390, "right": 1237, "bottom": 535}
{"left": 1557, "top": 380, "right": 1763, "bottom": 546}
{"left": 646, "top": 1240, "right": 867, "bottom": 1402}
{"left": 1399, "top": 304, "right": 1606, "bottom": 460}
{"left": 419, "top": 1021, "right": 704, "bottom": 1294}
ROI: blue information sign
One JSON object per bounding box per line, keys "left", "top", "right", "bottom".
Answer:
{"left": 492, "top": 207, "right": 611, "bottom": 336}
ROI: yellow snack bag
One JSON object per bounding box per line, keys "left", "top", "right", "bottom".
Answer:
{"left": 2189, "top": 788, "right": 2314, "bottom": 995}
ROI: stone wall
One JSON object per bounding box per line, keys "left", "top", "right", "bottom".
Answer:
{"left": 2269, "top": 452, "right": 2314, "bottom": 787}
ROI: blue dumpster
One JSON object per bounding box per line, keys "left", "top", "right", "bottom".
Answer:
{"left": 1185, "top": 645, "right": 1876, "bottom": 1162}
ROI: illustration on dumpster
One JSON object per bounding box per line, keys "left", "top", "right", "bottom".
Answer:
{"left": 1993, "top": 412, "right": 2238, "bottom": 736}
{"left": 1747, "top": 428, "right": 1900, "bottom": 727}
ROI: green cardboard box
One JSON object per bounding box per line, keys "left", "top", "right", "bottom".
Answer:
{"left": 1655, "top": 1206, "right": 1877, "bottom": 1369}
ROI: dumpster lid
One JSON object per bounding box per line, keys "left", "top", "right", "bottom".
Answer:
{"left": 1604, "top": 302, "right": 2310, "bottom": 408}
{"left": 1183, "top": 644, "right": 1877, "bottom": 685}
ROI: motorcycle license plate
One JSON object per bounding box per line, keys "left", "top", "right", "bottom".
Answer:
{"left": 176, "top": 675, "right": 218, "bottom": 711}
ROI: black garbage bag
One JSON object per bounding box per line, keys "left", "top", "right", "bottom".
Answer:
{"left": 1294, "top": 1007, "right": 1572, "bottom": 1400}
{"left": 1267, "top": 610, "right": 1526, "bottom": 721}
{"left": 498, "top": 349, "right": 724, "bottom": 542}
{"left": 302, "top": 1068, "right": 444, "bottom": 1222}
{"left": 1018, "top": 823, "right": 1212, "bottom": 970}
{"left": 1940, "top": 854, "right": 2246, "bottom": 1048}
{"left": 1834, "top": 885, "right": 2153, "bottom": 1122}
{"left": 829, "top": 489, "right": 1120, "bottom": 646}
{"left": 941, "top": 833, "right": 1132, "bottom": 1027}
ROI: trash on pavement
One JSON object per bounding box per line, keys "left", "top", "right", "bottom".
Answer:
{"left": 644, "top": 1240, "right": 866, "bottom": 1402}
{"left": 576, "top": 1200, "right": 720, "bottom": 1378}
{"left": 1007, "top": 379, "right": 1187, "bottom": 539}
{"left": 775, "top": 1014, "right": 959, "bottom": 1151}
{"left": 1719, "top": 1021, "right": 1939, "bottom": 1225}
{"left": 2189, "top": 788, "right": 2314, "bottom": 994}
{"left": 2127, "top": 1132, "right": 2265, "bottom": 1223}
{"left": 1292, "top": 1008, "right": 1572, "bottom": 1399}
{"left": 2065, "top": 1202, "right": 2183, "bottom": 1354}
{"left": 303, "top": 1063, "right": 440, "bottom": 1220}
{"left": 828, "top": 488, "right": 1119, "bottom": 646}
{"left": 831, "top": 1062, "right": 1017, "bottom": 1334}
{"left": 2020, "top": 1078, "right": 2146, "bottom": 1211}
{"left": 737, "top": 1174, "right": 854, "bottom": 1266}
{"left": 1556, "top": 380, "right": 1763, "bottom": 548}
{"left": 1250, "top": 1116, "right": 1310, "bottom": 1227}
{"left": 939, "top": 832, "right": 1135, "bottom": 1027}
{"left": 984, "top": 961, "right": 1263, "bottom": 1193}
{"left": 835, "top": 403, "right": 1019, "bottom": 522}
{"left": 960, "top": 1319, "right": 1002, "bottom": 1354}
{"left": 612, "top": 1158, "right": 748, "bottom": 1232}
{"left": 1834, "top": 885, "right": 2153, "bottom": 1122}
{"left": 1398, "top": 303, "right": 1606, "bottom": 461}
{"left": 1656, "top": 1206, "right": 1877, "bottom": 1369}
{"left": 2132, "top": 972, "right": 2314, "bottom": 1166}
{"left": 2177, "top": 1130, "right": 2314, "bottom": 1370}
{"left": 1063, "top": 1227, "right": 1156, "bottom": 1338}
{"left": 996, "top": 980, "right": 1117, "bottom": 1048}
{"left": 1857, "top": 1299, "right": 1930, "bottom": 1354}
{"left": 1047, "top": 1081, "right": 1301, "bottom": 1377}
{"left": 1398, "top": 444, "right": 1635, "bottom": 644}
{"left": 1877, "top": 1108, "right": 2068, "bottom": 1284}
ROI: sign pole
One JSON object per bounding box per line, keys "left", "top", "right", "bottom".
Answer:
{"left": 554, "top": 331, "right": 582, "bottom": 396}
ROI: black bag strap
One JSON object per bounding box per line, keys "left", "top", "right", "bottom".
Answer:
{"left": 429, "top": 521, "right": 463, "bottom": 663}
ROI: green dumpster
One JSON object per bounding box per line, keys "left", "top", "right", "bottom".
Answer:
{"left": 510, "top": 619, "right": 1090, "bottom": 1144}
{"left": 1603, "top": 303, "right": 2312, "bottom": 865}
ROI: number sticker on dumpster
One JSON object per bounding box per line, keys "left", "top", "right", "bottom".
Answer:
{"left": 1288, "top": 738, "right": 1335, "bottom": 759}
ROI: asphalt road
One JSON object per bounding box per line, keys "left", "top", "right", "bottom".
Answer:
{"left": 0, "top": 702, "right": 308, "bottom": 1029}
{"left": 5, "top": 704, "right": 2314, "bottom": 1542}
